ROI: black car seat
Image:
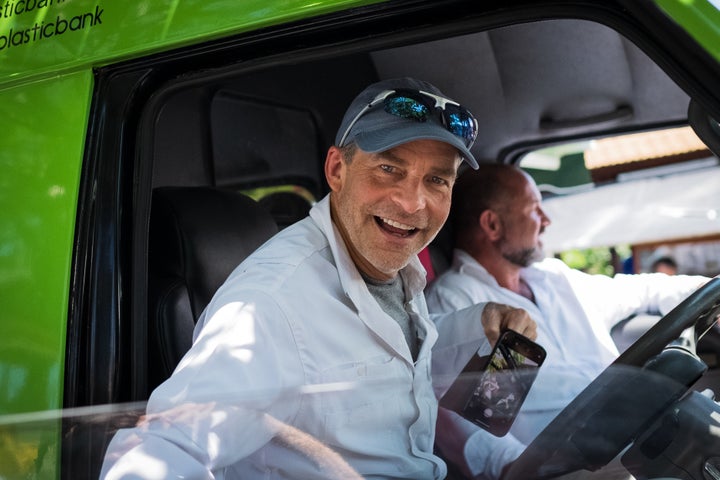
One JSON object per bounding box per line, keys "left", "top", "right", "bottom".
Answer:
{"left": 258, "top": 191, "right": 312, "bottom": 229}
{"left": 147, "top": 186, "right": 278, "bottom": 390}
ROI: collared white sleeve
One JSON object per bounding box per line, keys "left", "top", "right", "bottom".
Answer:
{"left": 560, "top": 266, "right": 709, "bottom": 330}
{"left": 101, "top": 290, "right": 304, "bottom": 479}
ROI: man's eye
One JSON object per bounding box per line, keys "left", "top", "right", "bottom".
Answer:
{"left": 430, "top": 176, "right": 448, "bottom": 186}
{"left": 380, "top": 164, "right": 395, "bottom": 173}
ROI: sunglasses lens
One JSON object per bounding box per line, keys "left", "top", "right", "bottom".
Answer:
{"left": 384, "top": 95, "right": 430, "bottom": 121}
{"left": 445, "top": 106, "right": 477, "bottom": 145}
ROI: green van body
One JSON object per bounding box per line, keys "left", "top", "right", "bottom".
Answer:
{"left": 1, "top": 0, "right": 720, "bottom": 478}
{"left": 0, "top": 0, "right": 378, "bottom": 417}
{"left": 0, "top": 1, "right": 373, "bottom": 477}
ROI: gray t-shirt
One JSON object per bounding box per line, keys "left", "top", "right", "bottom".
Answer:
{"left": 364, "top": 274, "right": 420, "bottom": 360}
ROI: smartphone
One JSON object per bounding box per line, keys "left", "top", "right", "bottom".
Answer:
{"left": 440, "top": 330, "right": 546, "bottom": 437}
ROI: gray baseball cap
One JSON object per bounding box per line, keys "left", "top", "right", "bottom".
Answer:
{"left": 335, "top": 77, "right": 479, "bottom": 169}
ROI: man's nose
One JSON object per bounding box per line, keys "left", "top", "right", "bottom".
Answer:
{"left": 540, "top": 207, "right": 551, "bottom": 226}
{"left": 392, "top": 178, "right": 427, "bottom": 213}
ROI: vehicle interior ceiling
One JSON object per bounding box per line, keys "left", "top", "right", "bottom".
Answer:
{"left": 153, "top": 18, "right": 692, "bottom": 188}
{"left": 147, "top": 17, "right": 720, "bottom": 393}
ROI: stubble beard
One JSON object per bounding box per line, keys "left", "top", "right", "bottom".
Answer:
{"left": 501, "top": 244, "right": 544, "bottom": 268}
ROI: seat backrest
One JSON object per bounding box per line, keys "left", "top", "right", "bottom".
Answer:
{"left": 147, "top": 186, "right": 278, "bottom": 389}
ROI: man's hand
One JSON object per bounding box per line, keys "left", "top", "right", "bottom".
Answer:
{"left": 481, "top": 302, "right": 536, "bottom": 346}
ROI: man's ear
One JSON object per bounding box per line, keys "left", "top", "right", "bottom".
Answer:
{"left": 325, "top": 146, "right": 346, "bottom": 192}
{"left": 479, "top": 210, "right": 503, "bottom": 241}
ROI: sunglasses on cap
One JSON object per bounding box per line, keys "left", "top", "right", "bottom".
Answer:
{"left": 337, "top": 88, "right": 478, "bottom": 148}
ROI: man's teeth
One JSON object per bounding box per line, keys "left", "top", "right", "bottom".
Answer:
{"left": 381, "top": 217, "right": 415, "bottom": 231}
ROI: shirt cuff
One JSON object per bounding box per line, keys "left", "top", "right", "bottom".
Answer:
{"left": 464, "top": 427, "right": 525, "bottom": 480}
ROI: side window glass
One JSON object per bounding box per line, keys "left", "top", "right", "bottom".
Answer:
{"left": 520, "top": 126, "right": 720, "bottom": 276}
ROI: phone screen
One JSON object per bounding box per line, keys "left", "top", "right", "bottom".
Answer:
{"left": 440, "top": 330, "right": 546, "bottom": 437}
{"left": 462, "top": 331, "right": 545, "bottom": 436}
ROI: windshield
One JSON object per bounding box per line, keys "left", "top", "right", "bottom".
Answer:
{"left": 0, "top": 361, "right": 715, "bottom": 479}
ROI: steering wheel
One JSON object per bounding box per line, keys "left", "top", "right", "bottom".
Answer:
{"left": 503, "top": 277, "right": 720, "bottom": 480}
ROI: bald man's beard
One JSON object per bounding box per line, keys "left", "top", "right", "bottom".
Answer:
{"left": 500, "top": 242, "right": 544, "bottom": 267}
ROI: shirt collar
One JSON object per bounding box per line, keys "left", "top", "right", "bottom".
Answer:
{"left": 452, "top": 248, "right": 549, "bottom": 286}
{"left": 452, "top": 248, "right": 502, "bottom": 287}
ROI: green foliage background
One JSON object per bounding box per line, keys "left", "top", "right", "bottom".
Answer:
{"left": 559, "top": 245, "right": 632, "bottom": 276}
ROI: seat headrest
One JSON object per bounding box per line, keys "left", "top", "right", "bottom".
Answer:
{"left": 258, "top": 191, "right": 312, "bottom": 229}
{"left": 149, "top": 186, "right": 279, "bottom": 319}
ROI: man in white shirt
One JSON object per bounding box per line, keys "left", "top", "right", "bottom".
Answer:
{"left": 426, "top": 163, "right": 708, "bottom": 479}
{"left": 100, "top": 78, "right": 535, "bottom": 479}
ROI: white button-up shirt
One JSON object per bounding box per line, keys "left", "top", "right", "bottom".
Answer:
{"left": 426, "top": 249, "right": 707, "bottom": 478}
{"left": 102, "top": 196, "right": 489, "bottom": 480}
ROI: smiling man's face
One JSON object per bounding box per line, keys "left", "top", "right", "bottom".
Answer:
{"left": 326, "top": 139, "right": 461, "bottom": 281}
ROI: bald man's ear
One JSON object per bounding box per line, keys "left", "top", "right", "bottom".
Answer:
{"left": 479, "top": 210, "right": 503, "bottom": 241}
